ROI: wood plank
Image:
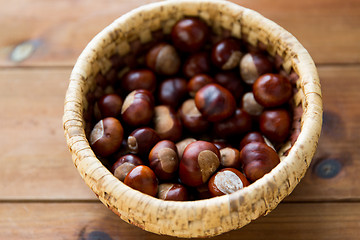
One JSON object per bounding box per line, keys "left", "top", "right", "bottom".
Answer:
{"left": 0, "top": 65, "right": 359, "bottom": 201}
{"left": 0, "top": 0, "right": 359, "bottom": 66}
{"left": 0, "top": 202, "right": 359, "bottom": 240}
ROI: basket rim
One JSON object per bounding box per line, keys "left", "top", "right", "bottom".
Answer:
{"left": 63, "top": 0, "right": 322, "bottom": 237}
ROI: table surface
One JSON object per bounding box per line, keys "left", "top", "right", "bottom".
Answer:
{"left": 1, "top": 0, "right": 360, "bottom": 239}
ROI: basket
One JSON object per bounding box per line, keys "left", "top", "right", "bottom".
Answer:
{"left": 63, "top": 0, "right": 322, "bottom": 237}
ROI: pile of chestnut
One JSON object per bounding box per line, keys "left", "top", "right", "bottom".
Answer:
{"left": 88, "top": 17, "right": 298, "bottom": 201}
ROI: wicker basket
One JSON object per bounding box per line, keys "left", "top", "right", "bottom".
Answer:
{"left": 63, "top": 0, "right": 322, "bottom": 237}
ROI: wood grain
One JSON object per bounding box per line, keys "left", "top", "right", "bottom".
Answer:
{"left": 0, "top": 202, "right": 359, "bottom": 240}
{"left": 0, "top": 0, "right": 359, "bottom": 67}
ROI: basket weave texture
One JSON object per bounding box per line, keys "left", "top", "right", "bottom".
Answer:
{"left": 63, "top": 0, "right": 323, "bottom": 237}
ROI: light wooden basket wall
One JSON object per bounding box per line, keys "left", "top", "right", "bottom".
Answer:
{"left": 63, "top": 0, "right": 323, "bottom": 237}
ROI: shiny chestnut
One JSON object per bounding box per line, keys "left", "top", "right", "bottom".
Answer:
{"left": 127, "top": 127, "right": 160, "bottom": 156}
{"left": 195, "top": 83, "right": 236, "bottom": 122}
{"left": 240, "top": 52, "right": 274, "bottom": 84}
{"left": 112, "top": 154, "right": 143, "bottom": 181}
{"left": 124, "top": 165, "right": 158, "bottom": 197}
{"left": 158, "top": 78, "right": 187, "bottom": 109}
{"left": 211, "top": 38, "right": 243, "bottom": 70}
{"left": 95, "top": 93, "right": 123, "bottom": 119}
{"left": 208, "top": 168, "right": 250, "bottom": 197}
{"left": 153, "top": 105, "right": 182, "bottom": 142}
{"left": 90, "top": 117, "right": 124, "bottom": 157}
{"left": 214, "top": 71, "right": 244, "bottom": 100}
{"left": 121, "top": 69, "right": 156, "bottom": 93}
{"left": 146, "top": 43, "right": 180, "bottom": 75}
{"left": 253, "top": 73, "right": 292, "bottom": 107}
{"left": 187, "top": 74, "right": 214, "bottom": 97}
{"left": 121, "top": 89, "right": 154, "bottom": 126}
{"left": 158, "top": 183, "right": 189, "bottom": 201}
{"left": 183, "top": 52, "right": 211, "bottom": 78}
{"left": 219, "top": 147, "right": 241, "bottom": 169}
{"left": 259, "top": 109, "right": 291, "bottom": 143}
{"left": 239, "top": 131, "right": 265, "bottom": 150}
{"left": 240, "top": 142, "right": 280, "bottom": 182}
{"left": 149, "top": 140, "right": 179, "bottom": 181}
{"left": 178, "top": 99, "right": 210, "bottom": 133}
{"left": 179, "top": 141, "right": 220, "bottom": 187}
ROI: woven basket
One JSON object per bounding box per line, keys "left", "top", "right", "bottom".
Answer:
{"left": 63, "top": 0, "right": 322, "bottom": 237}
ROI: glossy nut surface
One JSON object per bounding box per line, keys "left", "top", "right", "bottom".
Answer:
{"left": 146, "top": 43, "right": 180, "bottom": 75}
{"left": 183, "top": 52, "right": 211, "bottom": 78}
{"left": 219, "top": 147, "right": 241, "bottom": 169}
{"left": 208, "top": 168, "right": 249, "bottom": 197}
{"left": 96, "top": 93, "right": 123, "bottom": 118}
{"left": 240, "top": 52, "right": 274, "bottom": 84}
{"left": 158, "top": 78, "right": 187, "bottom": 109}
{"left": 158, "top": 183, "right": 189, "bottom": 201}
{"left": 112, "top": 154, "right": 143, "bottom": 181}
{"left": 90, "top": 117, "right": 124, "bottom": 157}
{"left": 187, "top": 74, "right": 214, "bottom": 97}
{"left": 178, "top": 99, "right": 210, "bottom": 133}
{"left": 121, "top": 69, "right": 156, "bottom": 93}
{"left": 149, "top": 140, "right": 179, "bottom": 181}
{"left": 121, "top": 89, "right": 154, "bottom": 126}
{"left": 253, "top": 73, "right": 292, "bottom": 107}
{"left": 153, "top": 105, "right": 182, "bottom": 142}
{"left": 214, "top": 71, "right": 244, "bottom": 100}
{"left": 213, "top": 108, "right": 252, "bottom": 138}
{"left": 171, "top": 18, "right": 209, "bottom": 52}
{"left": 239, "top": 131, "right": 265, "bottom": 150}
{"left": 259, "top": 109, "right": 291, "bottom": 143}
{"left": 179, "top": 141, "right": 220, "bottom": 187}
{"left": 124, "top": 165, "right": 158, "bottom": 197}
{"left": 211, "top": 38, "right": 243, "bottom": 70}
{"left": 195, "top": 83, "right": 236, "bottom": 122}
{"left": 127, "top": 127, "right": 160, "bottom": 155}
{"left": 240, "top": 142, "right": 280, "bottom": 182}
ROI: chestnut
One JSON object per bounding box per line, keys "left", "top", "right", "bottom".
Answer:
{"left": 153, "top": 105, "right": 182, "bottom": 142}
{"left": 121, "top": 69, "right": 156, "bottom": 93}
{"left": 214, "top": 71, "right": 244, "bottom": 100}
{"left": 212, "top": 139, "right": 229, "bottom": 150}
{"left": 178, "top": 99, "right": 210, "bottom": 133}
{"left": 195, "top": 83, "right": 236, "bottom": 122}
{"left": 211, "top": 38, "right": 243, "bottom": 70}
{"left": 213, "top": 108, "right": 252, "bottom": 139}
{"left": 259, "top": 109, "right": 291, "bottom": 144}
{"left": 179, "top": 141, "right": 220, "bottom": 187}
{"left": 208, "top": 168, "right": 249, "bottom": 197}
{"left": 95, "top": 93, "right": 123, "bottom": 119}
{"left": 171, "top": 18, "right": 209, "bottom": 52}
{"left": 196, "top": 183, "right": 212, "bottom": 200}
{"left": 149, "top": 140, "right": 179, "bottom": 181}
{"left": 239, "top": 131, "right": 265, "bottom": 150}
{"left": 158, "top": 183, "right": 188, "bottom": 201}
{"left": 239, "top": 52, "right": 274, "bottom": 84}
{"left": 124, "top": 165, "right": 158, "bottom": 197}
{"left": 145, "top": 42, "right": 180, "bottom": 75}
{"left": 219, "top": 147, "right": 241, "bottom": 169}
{"left": 158, "top": 78, "right": 187, "bottom": 109}
{"left": 176, "top": 138, "right": 196, "bottom": 159}
{"left": 183, "top": 52, "right": 211, "bottom": 78}
{"left": 112, "top": 154, "right": 143, "bottom": 181}
{"left": 187, "top": 74, "right": 214, "bottom": 97}
{"left": 121, "top": 89, "right": 154, "bottom": 126}
{"left": 127, "top": 127, "right": 160, "bottom": 156}
{"left": 240, "top": 142, "right": 280, "bottom": 182}
{"left": 90, "top": 117, "right": 124, "bottom": 157}
{"left": 253, "top": 73, "right": 292, "bottom": 107}
{"left": 241, "top": 92, "right": 264, "bottom": 116}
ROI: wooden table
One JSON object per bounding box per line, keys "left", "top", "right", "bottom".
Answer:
{"left": 1, "top": 0, "right": 359, "bottom": 239}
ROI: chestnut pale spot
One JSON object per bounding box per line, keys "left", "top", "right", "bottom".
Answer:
{"left": 214, "top": 170, "right": 244, "bottom": 194}
{"left": 240, "top": 53, "right": 258, "bottom": 84}
{"left": 158, "top": 148, "right": 178, "bottom": 173}
{"left": 154, "top": 106, "right": 174, "bottom": 134}
{"left": 198, "top": 150, "right": 220, "bottom": 182}
{"left": 222, "top": 51, "right": 242, "bottom": 70}
{"left": 183, "top": 99, "right": 201, "bottom": 117}
{"left": 90, "top": 120, "right": 104, "bottom": 145}
{"left": 155, "top": 45, "right": 180, "bottom": 75}
{"left": 220, "top": 148, "right": 235, "bottom": 166}
{"left": 242, "top": 92, "right": 263, "bottom": 116}
{"left": 121, "top": 90, "right": 136, "bottom": 114}
{"left": 127, "top": 136, "right": 138, "bottom": 152}
{"left": 114, "top": 162, "right": 135, "bottom": 181}
{"left": 158, "top": 183, "right": 173, "bottom": 199}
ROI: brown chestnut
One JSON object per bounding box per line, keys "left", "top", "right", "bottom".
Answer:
{"left": 211, "top": 38, "right": 243, "bottom": 70}
{"left": 253, "top": 73, "right": 292, "bottom": 107}
{"left": 149, "top": 140, "right": 179, "bottom": 181}
{"left": 241, "top": 92, "right": 264, "bottom": 116}
{"left": 208, "top": 168, "right": 250, "bottom": 197}
{"left": 183, "top": 52, "right": 211, "bottom": 78}
{"left": 259, "top": 109, "right": 291, "bottom": 143}
{"left": 121, "top": 69, "right": 156, "bottom": 93}
{"left": 187, "top": 74, "right": 214, "bottom": 97}
{"left": 195, "top": 83, "right": 236, "bottom": 122}
{"left": 239, "top": 131, "right": 265, "bottom": 150}
{"left": 240, "top": 142, "right": 280, "bottom": 182}
{"left": 158, "top": 78, "right": 187, "bottom": 109}
{"left": 153, "top": 105, "right": 182, "bottom": 142}
{"left": 212, "top": 139, "right": 229, "bottom": 150}
{"left": 171, "top": 18, "right": 209, "bottom": 53}
{"left": 121, "top": 89, "right": 154, "bottom": 126}
{"left": 127, "top": 127, "right": 160, "bottom": 156}
{"left": 179, "top": 141, "right": 220, "bottom": 187}
{"left": 95, "top": 93, "right": 123, "bottom": 119}
{"left": 146, "top": 42, "right": 180, "bottom": 75}
{"left": 213, "top": 108, "right": 252, "bottom": 139}
{"left": 158, "top": 183, "right": 189, "bottom": 201}
{"left": 124, "top": 165, "right": 158, "bottom": 197}
{"left": 214, "top": 71, "right": 244, "bottom": 100}
{"left": 90, "top": 117, "right": 124, "bottom": 157}
{"left": 112, "top": 154, "right": 143, "bottom": 181}
{"left": 219, "top": 147, "right": 241, "bottom": 169}
{"left": 178, "top": 99, "right": 210, "bottom": 133}
{"left": 176, "top": 138, "right": 196, "bottom": 159}
{"left": 240, "top": 52, "right": 274, "bottom": 84}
